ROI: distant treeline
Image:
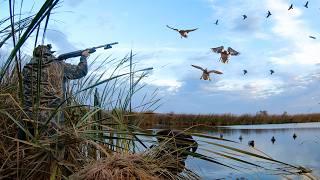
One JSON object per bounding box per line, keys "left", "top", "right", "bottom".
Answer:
{"left": 136, "top": 111, "right": 320, "bottom": 128}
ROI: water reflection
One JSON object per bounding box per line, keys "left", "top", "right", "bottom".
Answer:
{"left": 186, "top": 122, "right": 320, "bottom": 179}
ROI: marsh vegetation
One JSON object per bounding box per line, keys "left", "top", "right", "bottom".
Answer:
{"left": 138, "top": 111, "right": 320, "bottom": 129}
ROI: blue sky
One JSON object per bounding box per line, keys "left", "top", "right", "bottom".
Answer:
{"left": 2, "top": 0, "right": 320, "bottom": 114}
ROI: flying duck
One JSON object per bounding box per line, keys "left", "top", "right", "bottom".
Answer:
{"left": 266, "top": 11, "right": 272, "bottom": 18}
{"left": 191, "top": 65, "right": 223, "bottom": 81}
{"left": 211, "top": 46, "right": 240, "bottom": 63}
{"left": 166, "top": 25, "right": 198, "bottom": 38}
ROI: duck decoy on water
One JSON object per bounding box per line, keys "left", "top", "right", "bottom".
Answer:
{"left": 271, "top": 136, "right": 276, "bottom": 144}
{"left": 239, "top": 135, "right": 243, "bottom": 142}
{"left": 248, "top": 140, "right": 255, "bottom": 147}
{"left": 166, "top": 25, "right": 198, "bottom": 38}
{"left": 293, "top": 133, "right": 297, "bottom": 140}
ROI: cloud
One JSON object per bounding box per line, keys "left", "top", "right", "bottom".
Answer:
{"left": 266, "top": 0, "right": 320, "bottom": 65}
{"left": 147, "top": 79, "right": 183, "bottom": 93}
{"left": 202, "top": 78, "right": 285, "bottom": 99}
{"left": 231, "top": 16, "right": 262, "bottom": 32}
{"left": 205, "top": 0, "right": 270, "bottom": 40}
{"left": 293, "top": 71, "right": 320, "bottom": 86}
{"left": 45, "top": 29, "right": 77, "bottom": 53}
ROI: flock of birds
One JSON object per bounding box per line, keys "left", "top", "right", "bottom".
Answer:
{"left": 166, "top": 1, "right": 317, "bottom": 81}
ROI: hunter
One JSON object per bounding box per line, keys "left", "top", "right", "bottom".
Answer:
{"left": 19, "top": 44, "right": 89, "bottom": 139}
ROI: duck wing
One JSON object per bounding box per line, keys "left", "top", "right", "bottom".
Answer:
{"left": 191, "top": 64, "right": 205, "bottom": 71}
{"left": 166, "top": 25, "right": 179, "bottom": 32}
{"left": 184, "top": 28, "right": 198, "bottom": 33}
{"left": 211, "top": 46, "right": 224, "bottom": 53}
{"left": 309, "top": 35, "right": 316, "bottom": 39}
{"left": 208, "top": 70, "right": 223, "bottom": 74}
{"left": 228, "top": 47, "right": 240, "bottom": 56}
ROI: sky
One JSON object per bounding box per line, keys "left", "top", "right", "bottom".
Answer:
{"left": 1, "top": 0, "right": 320, "bottom": 115}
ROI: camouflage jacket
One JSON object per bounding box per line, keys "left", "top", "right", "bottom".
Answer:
{"left": 22, "top": 56, "right": 87, "bottom": 121}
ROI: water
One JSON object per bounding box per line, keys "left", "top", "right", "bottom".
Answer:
{"left": 185, "top": 122, "right": 320, "bottom": 180}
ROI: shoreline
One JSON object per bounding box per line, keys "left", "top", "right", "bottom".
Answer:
{"left": 218, "top": 121, "right": 320, "bottom": 129}
{"left": 137, "top": 112, "right": 320, "bottom": 129}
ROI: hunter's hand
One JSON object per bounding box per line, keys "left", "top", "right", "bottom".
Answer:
{"left": 81, "top": 50, "right": 90, "bottom": 57}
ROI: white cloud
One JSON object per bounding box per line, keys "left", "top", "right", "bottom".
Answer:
{"left": 147, "top": 79, "right": 183, "bottom": 93}
{"left": 202, "top": 78, "right": 284, "bottom": 99}
{"left": 267, "top": 0, "right": 320, "bottom": 65}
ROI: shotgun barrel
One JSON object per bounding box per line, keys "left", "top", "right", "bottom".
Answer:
{"left": 56, "top": 42, "right": 118, "bottom": 61}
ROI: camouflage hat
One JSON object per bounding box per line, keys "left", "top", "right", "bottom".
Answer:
{"left": 33, "top": 44, "right": 55, "bottom": 57}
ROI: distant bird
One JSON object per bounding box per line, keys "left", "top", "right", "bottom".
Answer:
{"left": 220, "top": 133, "right": 223, "bottom": 139}
{"left": 243, "top": 70, "right": 248, "bottom": 75}
{"left": 304, "top": 1, "right": 309, "bottom": 8}
{"left": 248, "top": 140, "right": 255, "bottom": 147}
{"left": 242, "top": 15, "right": 247, "bottom": 20}
{"left": 271, "top": 136, "right": 276, "bottom": 144}
{"left": 309, "top": 35, "right": 316, "bottom": 39}
{"left": 211, "top": 46, "right": 240, "bottom": 64}
{"left": 288, "top": 4, "right": 293, "bottom": 10}
{"left": 166, "top": 25, "right": 198, "bottom": 38}
{"left": 215, "top": 19, "right": 219, "bottom": 25}
{"left": 266, "top": 11, "right": 272, "bottom": 18}
{"left": 293, "top": 133, "right": 297, "bottom": 140}
{"left": 270, "top": 69, "right": 275, "bottom": 75}
{"left": 191, "top": 65, "right": 223, "bottom": 81}
{"left": 239, "top": 135, "right": 243, "bottom": 142}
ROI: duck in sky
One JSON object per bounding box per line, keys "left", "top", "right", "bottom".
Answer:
{"left": 191, "top": 65, "right": 223, "bottom": 81}
{"left": 270, "top": 69, "right": 275, "bottom": 75}
{"left": 266, "top": 10, "right": 272, "bottom": 18}
{"left": 166, "top": 25, "right": 198, "bottom": 38}
{"left": 242, "top": 15, "right": 247, "bottom": 20}
{"left": 211, "top": 46, "right": 240, "bottom": 64}
{"left": 309, "top": 35, "right": 316, "bottom": 39}
{"left": 243, "top": 70, "right": 248, "bottom": 75}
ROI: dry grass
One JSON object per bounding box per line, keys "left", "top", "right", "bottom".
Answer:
{"left": 70, "top": 152, "right": 199, "bottom": 180}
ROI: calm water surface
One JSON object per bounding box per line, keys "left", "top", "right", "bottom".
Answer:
{"left": 185, "top": 122, "right": 320, "bottom": 180}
